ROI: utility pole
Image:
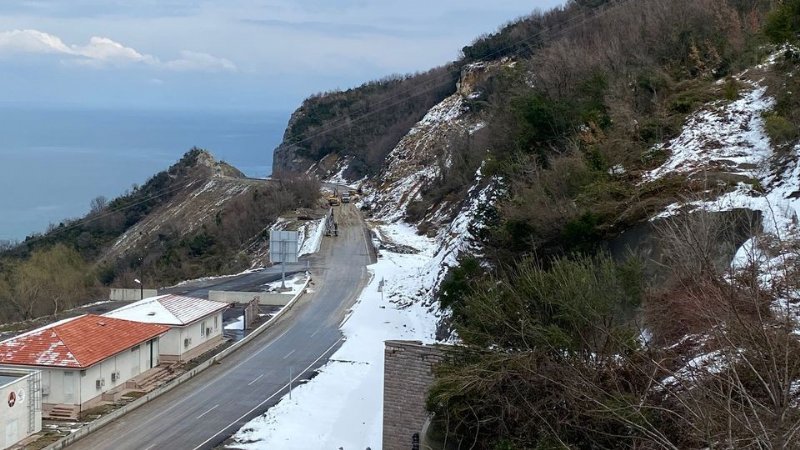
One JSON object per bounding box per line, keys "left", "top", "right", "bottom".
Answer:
{"left": 139, "top": 257, "right": 144, "bottom": 300}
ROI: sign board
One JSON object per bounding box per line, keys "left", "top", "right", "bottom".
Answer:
{"left": 269, "top": 230, "right": 299, "bottom": 263}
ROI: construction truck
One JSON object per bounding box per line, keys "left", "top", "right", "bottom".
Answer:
{"left": 328, "top": 195, "right": 340, "bottom": 206}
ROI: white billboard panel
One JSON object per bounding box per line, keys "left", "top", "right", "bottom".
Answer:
{"left": 269, "top": 230, "right": 299, "bottom": 263}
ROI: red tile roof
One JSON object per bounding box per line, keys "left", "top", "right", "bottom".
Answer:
{"left": 0, "top": 314, "right": 169, "bottom": 369}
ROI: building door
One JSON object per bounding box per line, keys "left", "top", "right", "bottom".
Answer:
{"left": 6, "top": 418, "right": 18, "bottom": 446}
{"left": 148, "top": 340, "right": 154, "bottom": 369}
{"left": 131, "top": 345, "right": 140, "bottom": 377}
{"left": 63, "top": 371, "right": 75, "bottom": 403}
{"left": 41, "top": 371, "right": 51, "bottom": 401}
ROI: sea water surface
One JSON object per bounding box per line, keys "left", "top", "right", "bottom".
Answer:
{"left": 0, "top": 107, "right": 288, "bottom": 241}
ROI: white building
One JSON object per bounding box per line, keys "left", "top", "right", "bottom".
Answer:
{"left": 0, "top": 314, "right": 168, "bottom": 419}
{"left": 1, "top": 367, "right": 41, "bottom": 450}
{"left": 104, "top": 294, "right": 228, "bottom": 362}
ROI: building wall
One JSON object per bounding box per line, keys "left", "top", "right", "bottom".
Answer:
{"left": 33, "top": 337, "right": 162, "bottom": 407}
{"left": 160, "top": 328, "right": 182, "bottom": 357}
{"left": 159, "top": 312, "right": 223, "bottom": 361}
{"left": 0, "top": 369, "right": 42, "bottom": 450}
{"left": 383, "top": 340, "right": 445, "bottom": 450}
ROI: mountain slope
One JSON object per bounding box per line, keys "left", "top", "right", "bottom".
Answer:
{"left": 266, "top": 0, "right": 800, "bottom": 448}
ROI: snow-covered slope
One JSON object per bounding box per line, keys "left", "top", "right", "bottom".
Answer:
{"left": 641, "top": 50, "right": 800, "bottom": 385}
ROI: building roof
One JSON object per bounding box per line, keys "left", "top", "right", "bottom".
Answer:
{"left": 0, "top": 315, "right": 169, "bottom": 369}
{"left": 104, "top": 294, "right": 228, "bottom": 326}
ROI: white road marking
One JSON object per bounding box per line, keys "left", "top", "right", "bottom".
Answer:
{"left": 115, "top": 327, "right": 292, "bottom": 433}
{"left": 310, "top": 328, "right": 320, "bottom": 337}
{"left": 283, "top": 349, "right": 296, "bottom": 359}
{"left": 247, "top": 374, "right": 264, "bottom": 386}
{"left": 192, "top": 338, "right": 344, "bottom": 450}
{"left": 196, "top": 404, "right": 219, "bottom": 419}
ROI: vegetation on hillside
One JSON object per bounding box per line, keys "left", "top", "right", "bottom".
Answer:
{"left": 277, "top": 67, "right": 459, "bottom": 178}
{"left": 420, "top": 0, "right": 800, "bottom": 447}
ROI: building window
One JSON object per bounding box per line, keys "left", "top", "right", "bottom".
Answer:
{"left": 201, "top": 320, "right": 207, "bottom": 337}
{"left": 214, "top": 315, "right": 218, "bottom": 329}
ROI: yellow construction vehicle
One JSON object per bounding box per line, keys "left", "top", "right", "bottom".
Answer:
{"left": 328, "top": 195, "right": 340, "bottom": 206}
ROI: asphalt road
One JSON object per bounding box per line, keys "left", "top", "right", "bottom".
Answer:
{"left": 159, "top": 265, "right": 307, "bottom": 299}
{"left": 66, "top": 203, "right": 374, "bottom": 450}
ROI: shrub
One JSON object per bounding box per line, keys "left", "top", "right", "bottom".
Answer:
{"left": 763, "top": 113, "right": 799, "bottom": 145}
{"left": 764, "top": 0, "right": 800, "bottom": 45}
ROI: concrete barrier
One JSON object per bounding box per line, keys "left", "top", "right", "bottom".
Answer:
{"left": 44, "top": 277, "right": 311, "bottom": 450}
{"left": 208, "top": 290, "right": 294, "bottom": 306}
{"left": 109, "top": 288, "right": 158, "bottom": 301}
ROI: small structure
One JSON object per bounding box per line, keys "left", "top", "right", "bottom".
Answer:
{"left": 0, "top": 315, "right": 169, "bottom": 419}
{"left": 1, "top": 368, "right": 41, "bottom": 450}
{"left": 104, "top": 294, "right": 228, "bottom": 362}
{"left": 383, "top": 340, "right": 446, "bottom": 450}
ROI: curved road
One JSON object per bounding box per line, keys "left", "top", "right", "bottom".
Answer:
{"left": 67, "top": 203, "right": 374, "bottom": 450}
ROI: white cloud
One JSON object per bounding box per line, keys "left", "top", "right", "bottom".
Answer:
{"left": 162, "top": 50, "right": 237, "bottom": 72}
{"left": 0, "top": 29, "right": 72, "bottom": 54}
{"left": 0, "top": 29, "right": 236, "bottom": 72}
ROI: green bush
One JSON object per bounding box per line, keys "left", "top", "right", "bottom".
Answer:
{"left": 763, "top": 113, "right": 799, "bottom": 145}
{"left": 764, "top": 0, "right": 800, "bottom": 45}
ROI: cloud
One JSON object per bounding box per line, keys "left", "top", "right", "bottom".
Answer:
{"left": 0, "top": 29, "right": 72, "bottom": 54}
{"left": 0, "top": 29, "right": 236, "bottom": 72}
{"left": 162, "top": 51, "right": 237, "bottom": 72}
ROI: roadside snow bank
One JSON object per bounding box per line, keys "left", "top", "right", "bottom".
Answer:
{"left": 227, "top": 224, "right": 439, "bottom": 449}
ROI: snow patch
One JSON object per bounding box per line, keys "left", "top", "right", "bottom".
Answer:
{"left": 644, "top": 85, "right": 774, "bottom": 183}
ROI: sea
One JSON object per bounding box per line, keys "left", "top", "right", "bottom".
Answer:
{"left": 0, "top": 107, "right": 289, "bottom": 242}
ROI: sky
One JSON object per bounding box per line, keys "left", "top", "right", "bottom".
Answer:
{"left": 0, "top": 0, "right": 566, "bottom": 112}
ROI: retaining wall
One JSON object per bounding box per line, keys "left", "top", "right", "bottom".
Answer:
{"left": 109, "top": 288, "right": 158, "bottom": 301}
{"left": 208, "top": 290, "right": 294, "bottom": 306}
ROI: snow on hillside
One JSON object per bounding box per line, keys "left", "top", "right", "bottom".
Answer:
{"left": 644, "top": 84, "right": 774, "bottom": 182}
{"left": 649, "top": 77, "right": 800, "bottom": 282}
{"left": 227, "top": 224, "right": 439, "bottom": 449}
{"left": 644, "top": 54, "right": 800, "bottom": 382}
{"left": 361, "top": 93, "right": 474, "bottom": 223}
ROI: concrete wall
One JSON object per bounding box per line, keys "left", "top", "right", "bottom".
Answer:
{"left": 383, "top": 340, "right": 445, "bottom": 450}
{"left": 0, "top": 368, "right": 42, "bottom": 450}
{"left": 109, "top": 288, "right": 158, "bottom": 301}
{"left": 243, "top": 298, "right": 259, "bottom": 330}
{"left": 159, "top": 312, "right": 223, "bottom": 361}
{"left": 208, "top": 291, "right": 294, "bottom": 306}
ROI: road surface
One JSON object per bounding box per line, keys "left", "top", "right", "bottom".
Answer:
{"left": 66, "top": 203, "right": 374, "bottom": 450}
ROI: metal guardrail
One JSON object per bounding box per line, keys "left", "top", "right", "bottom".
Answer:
{"left": 43, "top": 277, "right": 312, "bottom": 450}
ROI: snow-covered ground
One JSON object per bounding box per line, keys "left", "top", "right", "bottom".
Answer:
{"left": 263, "top": 274, "right": 308, "bottom": 295}
{"left": 224, "top": 315, "right": 244, "bottom": 331}
{"left": 298, "top": 218, "right": 325, "bottom": 257}
{"left": 227, "top": 223, "right": 439, "bottom": 449}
